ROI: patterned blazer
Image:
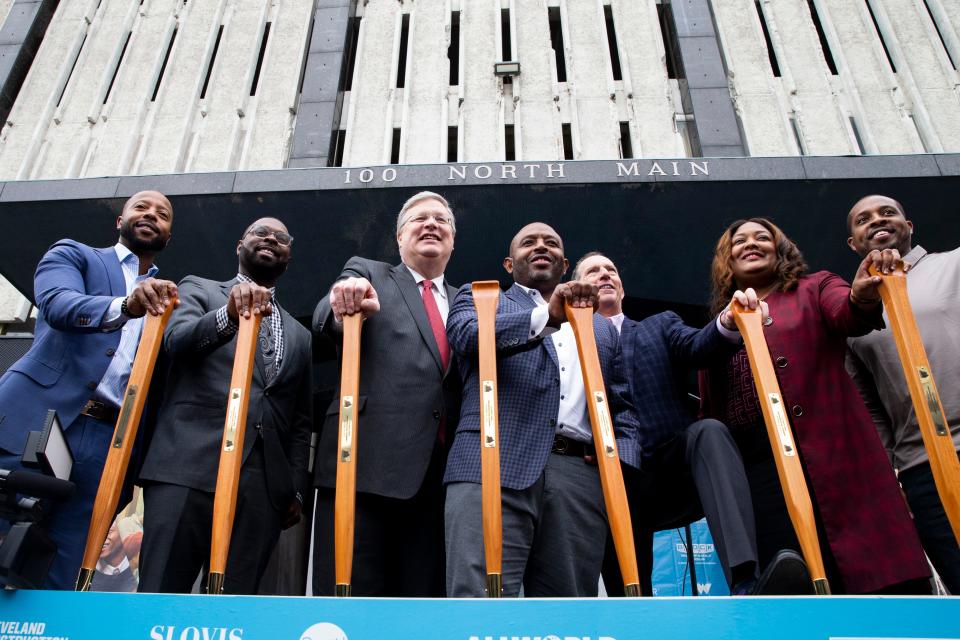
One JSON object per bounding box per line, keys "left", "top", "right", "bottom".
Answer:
{"left": 444, "top": 282, "right": 640, "bottom": 490}
{"left": 619, "top": 312, "right": 739, "bottom": 460}
{"left": 700, "top": 271, "right": 929, "bottom": 593}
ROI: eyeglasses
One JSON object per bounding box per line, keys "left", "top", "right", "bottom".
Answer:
{"left": 402, "top": 213, "right": 453, "bottom": 228}
{"left": 246, "top": 225, "right": 294, "bottom": 246}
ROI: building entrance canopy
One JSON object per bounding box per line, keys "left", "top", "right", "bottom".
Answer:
{"left": 0, "top": 155, "right": 957, "bottom": 321}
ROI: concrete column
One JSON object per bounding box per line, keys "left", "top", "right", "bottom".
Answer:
{"left": 672, "top": 0, "right": 745, "bottom": 156}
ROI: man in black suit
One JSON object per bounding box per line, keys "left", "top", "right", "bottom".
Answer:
{"left": 312, "top": 191, "right": 458, "bottom": 596}
{"left": 137, "top": 217, "right": 312, "bottom": 594}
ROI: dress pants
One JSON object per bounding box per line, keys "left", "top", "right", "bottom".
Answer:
{"left": 602, "top": 419, "right": 758, "bottom": 596}
{"left": 445, "top": 451, "right": 606, "bottom": 597}
{"left": 312, "top": 443, "right": 446, "bottom": 597}
{"left": 0, "top": 413, "right": 113, "bottom": 590}
{"left": 138, "top": 441, "right": 283, "bottom": 594}
{"left": 900, "top": 458, "right": 960, "bottom": 594}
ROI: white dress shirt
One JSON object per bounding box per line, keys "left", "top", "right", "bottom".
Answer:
{"left": 516, "top": 284, "right": 592, "bottom": 443}
{"left": 406, "top": 265, "right": 449, "bottom": 324}
{"left": 93, "top": 243, "right": 158, "bottom": 408}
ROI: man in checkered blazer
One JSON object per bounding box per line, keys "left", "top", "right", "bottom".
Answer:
{"left": 444, "top": 222, "right": 640, "bottom": 597}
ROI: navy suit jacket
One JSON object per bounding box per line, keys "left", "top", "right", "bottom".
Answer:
{"left": 618, "top": 312, "right": 739, "bottom": 460}
{"left": 0, "top": 240, "right": 127, "bottom": 454}
{"left": 444, "top": 282, "right": 640, "bottom": 490}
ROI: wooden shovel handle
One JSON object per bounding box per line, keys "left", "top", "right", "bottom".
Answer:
{"left": 869, "top": 265, "right": 960, "bottom": 544}
{"left": 334, "top": 312, "right": 363, "bottom": 596}
{"left": 731, "top": 301, "right": 830, "bottom": 594}
{"left": 76, "top": 300, "right": 177, "bottom": 591}
{"left": 208, "top": 313, "right": 262, "bottom": 594}
{"left": 565, "top": 303, "right": 641, "bottom": 596}
{"left": 472, "top": 281, "right": 503, "bottom": 596}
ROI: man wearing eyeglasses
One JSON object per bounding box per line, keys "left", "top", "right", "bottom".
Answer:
{"left": 137, "top": 217, "right": 312, "bottom": 594}
{"left": 312, "top": 191, "right": 458, "bottom": 597}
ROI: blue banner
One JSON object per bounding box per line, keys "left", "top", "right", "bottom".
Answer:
{"left": 1, "top": 591, "right": 957, "bottom": 640}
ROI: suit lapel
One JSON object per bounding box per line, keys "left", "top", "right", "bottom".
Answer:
{"left": 96, "top": 247, "right": 127, "bottom": 297}
{"left": 390, "top": 263, "right": 443, "bottom": 373}
{"left": 505, "top": 283, "right": 558, "bottom": 366}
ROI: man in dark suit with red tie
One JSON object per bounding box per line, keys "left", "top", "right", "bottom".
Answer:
{"left": 312, "top": 191, "right": 459, "bottom": 596}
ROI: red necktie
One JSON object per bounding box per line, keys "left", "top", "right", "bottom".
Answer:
{"left": 421, "top": 280, "right": 450, "bottom": 370}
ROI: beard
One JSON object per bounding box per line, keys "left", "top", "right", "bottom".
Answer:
{"left": 239, "top": 244, "right": 289, "bottom": 283}
{"left": 119, "top": 219, "right": 168, "bottom": 253}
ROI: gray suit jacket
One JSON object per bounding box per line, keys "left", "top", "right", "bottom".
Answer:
{"left": 313, "top": 257, "right": 460, "bottom": 500}
{"left": 140, "top": 276, "right": 313, "bottom": 509}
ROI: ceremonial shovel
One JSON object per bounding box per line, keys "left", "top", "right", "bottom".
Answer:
{"left": 334, "top": 313, "right": 363, "bottom": 597}
{"left": 565, "top": 303, "right": 641, "bottom": 597}
{"left": 76, "top": 299, "right": 177, "bottom": 592}
{"left": 207, "top": 313, "right": 261, "bottom": 594}
{"left": 731, "top": 301, "right": 830, "bottom": 594}
{"left": 472, "top": 281, "right": 503, "bottom": 597}
{"left": 869, "top": 264, "right": 960, "bottom": 544}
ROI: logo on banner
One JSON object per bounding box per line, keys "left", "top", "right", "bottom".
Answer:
{"left": 300, "top": 623, "right": 348, "bottom": 640}
{"left": 149, "top": 626, "right": 242, "bottom": 640}
{"left": 0, "top": 620, "right": 65, "bottom": 640}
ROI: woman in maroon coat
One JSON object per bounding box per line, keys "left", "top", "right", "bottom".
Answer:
{"left": 700, "top": 217, "right": 930, "bottom": 594}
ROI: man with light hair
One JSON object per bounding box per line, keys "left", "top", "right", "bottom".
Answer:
{"left": 311, "top": 191, "right": 460, "bottom": 596}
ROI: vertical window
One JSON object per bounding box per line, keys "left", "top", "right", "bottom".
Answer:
{"left": 501, "top": 8, "right": 513, "bottom": 84}
{"left": 331, "top": 129, "right": 346, "bottom": 167}
{"left": 656, "top": 3, "right": 682, "bottom": 79}
{"left": 504, "top": 124, "right": 516, "bottom": 161}
{"left": 501, "top": 8, "right": 512, "bottom": 60}
{"left": 396, "top": 14, "right": 410, "bottom": 88}
{"left": 447, "top": 126, "right": 458, "bottom": 162}
{"left": 448, "top": 11, "right": 460, "bottom": 85}
{"left": 561, "top": 123, "right": 574, "bottom": 159}
{"left": 865, "top": 0, "right": 896, "bottom": 73}
{"left": 618, "top": 122, "right": 632, "bottom": 159}
{"left": 390, "top": 128, "right": 401, "bottom": 164}
{"left": 806, "top": 0, "right": 838, "bottom": 75}
{"left": 548, "top": 7, "right": 567, "bottom": 82}
{"left": 922, "top": 0, "right": 956, "bottom": 70}
{"left": 343, "top": 17, "right": 361, "bottom": 91}
{"left": 104, "top": 31, "right": 132, "bottom": 104}
{"left": 249, "top": 22, "right": 272, "bottom": 96}
{"left": 200, "top": 25, "right": 224, "bottom": 100}
{"left": 152, "top": 27, "right": 178, "bottom": 102}
{"left": 755, "top": 1, "right": 781, "bottom": 77}
{"left": 603, "top": 5, "right": 623, "bottom": 81}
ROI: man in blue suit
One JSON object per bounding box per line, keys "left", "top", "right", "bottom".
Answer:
{"left": 444, "top": 222, "right": 640, "bottom": 597}
{"left": 0, "top": 191, "right": 177, "bottom": 589}
{"left": 574, "top": 252, "right": 762, "bottom": 596}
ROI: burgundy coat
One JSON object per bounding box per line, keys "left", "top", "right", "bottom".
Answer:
{"left": 700, "top": 271, "right": 929, "bottom": 593}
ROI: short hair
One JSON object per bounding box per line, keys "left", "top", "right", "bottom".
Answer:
{"left": 571, "top": 251, "right": 611, "bottom": 281}
{"left": 396, "top": 191, "right": 456, "bottom": 235}
{"left": 846, "top": 194, "right": 906, "bottom": 233}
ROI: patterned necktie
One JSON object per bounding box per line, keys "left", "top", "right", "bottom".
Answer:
{"left": 259, "top": 318, "right": 277, "bottom": 383}
{"left": 421, "top": 280, "right": 450, "bottom": 370}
